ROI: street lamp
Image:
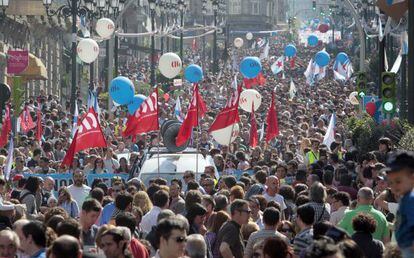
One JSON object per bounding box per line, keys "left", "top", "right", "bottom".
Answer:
{"left": 44, "top": 0, "right": 123, "bottom": 112}
{"left": 178, "top": 0, "right": 185, "bottom": 60}
{"left": 149, "top": 0, "right": 156, "bottom": 87}
{"left": 212, "top": 0, "right": 218, "bottom": 74}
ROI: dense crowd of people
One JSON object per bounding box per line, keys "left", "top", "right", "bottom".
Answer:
{"left": 0, "top": 31, "right": 413, "bottom": 258}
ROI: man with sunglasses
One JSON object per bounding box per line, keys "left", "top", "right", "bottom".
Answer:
{"left": 155, "top": 216, "right": 189, "bottom": 258}
{"left": 99, "top": 182, "right": 125, "bottom": 225}
{"left": 214, "top": 199, "right": 250, "bottom": 258}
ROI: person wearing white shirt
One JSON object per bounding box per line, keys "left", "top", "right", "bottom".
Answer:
{"left": 67, "top": 170, "right": 91, "bottom": 209}
{"left": 141, "top": 190, "right": 170, "bottom": 233}
{"left": 103, "top": 148, "right": 120, "bottom": 173}
{"left": 263, "top": 176, "right": 287, "bottom": 219}
{"left": 329, "top": 191, "right": 350, "bottom": 225}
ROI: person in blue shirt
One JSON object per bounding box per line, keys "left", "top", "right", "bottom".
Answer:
{"left": 99, "top": 181, "right": 125, "bottom": 225}
{"left": 19, "top": 221, "right": 46, "bottom": 258}
{"left": 386, "top": 151, "right": 414, "bottom": 258}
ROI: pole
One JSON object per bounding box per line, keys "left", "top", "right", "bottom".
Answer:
{"left": 161, "top": 12, "right": 164, "bottom": 54}
{"left": 114, "top": 35, "right": 119, "bottom": 77}
{"left": 408, "top": 0, "right": 414, "bottom": 124}
{"left": 151, "top": 10, "right": 155, "bottom": 87}
{"left": 213, "top": 10, "right": 217, "bottom": 74}
{"left": 400, "top": 54, "right": 407, "bottom": 119}
{"left": 89, "top": 22, "right": 94, "bottom": 89}
{"left": 70, "top": 0, "right": 77, "bottom": 114}
{"left": 378, "top": 35, "right": 385, "bottom": 97}
{"left": 202, "top": 15, "right": 206, "bottom": 66}
{"left": 180, "top": 10, "right": 184, "bottom": 59}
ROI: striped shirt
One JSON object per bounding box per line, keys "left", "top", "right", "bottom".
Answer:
{"left": 293, "top": 227, "right": 313, "bottom": 255}
{"left": 245, "top": 229, "right": 289, "bottom": 258}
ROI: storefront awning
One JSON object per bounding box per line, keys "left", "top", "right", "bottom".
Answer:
{"left": 19, "top": 53, "right": 48, "bottom": 81}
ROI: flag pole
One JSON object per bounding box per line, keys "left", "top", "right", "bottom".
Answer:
{"left": 195, "top": 84, "right": 200, "bottom": 177}
{"left": 222, "top": 122, "right": 236, "bottom": 175}
{"left": 156, "top": 85, "right": 160, "bottom": 178}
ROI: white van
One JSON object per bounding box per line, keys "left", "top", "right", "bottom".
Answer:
{"left": 137, "top": 148, "right": 217, "bottom": 185}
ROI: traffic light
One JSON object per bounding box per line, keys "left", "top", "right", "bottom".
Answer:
{"left": 356, "top": 72, "right": 367, "bottom": 99}
{"left": 381, "top": 72, "right": 397, "bottom": 114}
{"left": 312, "top": 0, "right": 316, "bottom": 10}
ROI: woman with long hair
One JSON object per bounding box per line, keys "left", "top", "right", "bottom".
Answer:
{"left": 90, "top": 157, "right": 107, "bottom": 174}
{"left": 133, "top": 191, "right": 153, "bottom": 215}
{"left": 57, "top": 187, "right": 79, "bottom": 218}
{"left": 277, "top": 220, "right": 296, "bottom": 243}
{"left": 262, "top": 237, "right": 293, "bottom": 258}
{"left": 205, "top": 210, "right": 231, "bottom": 258}
{"left": 53, "top": 140, "right": 66, "bottom": 161}
{"left": 115, "top": 157, "right": 129, "bottom": 174}
{"left": 20, "top": 176, "right": 42, "bottom": 217}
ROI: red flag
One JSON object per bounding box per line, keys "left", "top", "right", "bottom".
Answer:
{"left": 192, "top": 38, "right": 198, "bottom": 51}
{"left": 19, "top": 106, "right": 35, "bottom": 133}
{"left": 208, "top": 85, "right": 241, "bottom": 132}
{"left": 61, "top": 108, "right": 107, "bottom": 167}
{"left": 176, "top": 84, "right": 207, "bottom": 146}
{"left": 290, "top": 57, "right": 296, "bottom": 69}
{"left": 0, "top": 105, "right": 11, "bottom": 148}
{"left": 123, "top": 87, "right": 159, "bottom": 137}
{"left": 265, "top": 92, "right": 280, "bottom": 143}
{"left": 35, "top": 107, "right": 43, "bottom": 143}
{"left": 243, "top": 72, "right": 266, "bottom": 89}
{"left": 249, "top": 103, "right": 258, "bottom": 148}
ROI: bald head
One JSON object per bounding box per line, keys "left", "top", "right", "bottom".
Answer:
{"left": 185, "top": 234, "right": 207, "bottom": 258}
{"left": 50, "top": 235, "right": 81, "bottom": 258}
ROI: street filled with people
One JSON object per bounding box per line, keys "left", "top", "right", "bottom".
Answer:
{"left": 0, "top": 30, "right": 413, "bottom": 258}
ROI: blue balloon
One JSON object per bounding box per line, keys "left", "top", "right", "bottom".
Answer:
{"left": 284, "top": 44, "right": 297, "bottom": 57}
{"left": 324, "top": 18, "right": 331, "bottom": 24}
{"left": 315, "top": 51, "right": 331, "bottom": 67}
{"left": 313, "top": 18, "right": 320, "bottom": 24}
{"left": 184, "top": 64, "right": 203, "bottom": 83}
{"left": 307, "top": 35, "right": 319, "bottom": 47}
{"left": 127, "top": 94, "right": 147, "bottom": 115}
{"left": 271, "top": 31, "right": 278, "bottom": 37}
{"left": 110, "top": 76, "right": 135, "bottom": 105}
{"left": 240, "top": 56, "right": 262, "bottom": 79}
{"left": 336, "top": 52, "right": 349, "bottom": 64}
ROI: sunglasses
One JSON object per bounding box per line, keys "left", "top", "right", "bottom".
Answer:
{"left": 183, "top": 175, "right": 192, "bottom": 179}
{"left": 238, "top": 209, "right": 252, "bottom": 214}
{"left": 127, "top": 188, "right": 136, "bottom": 192}
{"left": 202, "top": 184, "right": 213, "bottom": 188}
{"left": 170, "top": 236, "right": 187, "bottom": 243}
{"left": 113, "top": 189, "right": 122, "bottom": 193}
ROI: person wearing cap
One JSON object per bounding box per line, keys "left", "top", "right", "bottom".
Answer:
{"left": 385, "top": 151, "right": 414, "bottom": 257}
{"left": 338, "top": 187, "right": 390, "bottom": 243}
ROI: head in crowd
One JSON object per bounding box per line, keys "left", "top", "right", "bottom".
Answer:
{"left": 156, "top": 216, "right": 189, "bottom": 258}
{"left": 48, "top": 235, "right": 82, "bottom": 258}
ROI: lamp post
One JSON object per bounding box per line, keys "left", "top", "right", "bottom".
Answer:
{"left": 159, "top": 0, "right": 165, "bottom": 54}
{"left": 178, "top": 0, "right": 185, "bottom": 60}
{"left": 212, "top": 0, "right": 218, "bottom": 74}
{"left": 202, "top": 0, "right": 207, "bottom": 66}
{"left": 149, "top": 0, "right": 156, "bottom": 87}
{"left": 43, "top": 0, "right": 116, "bottom": 114}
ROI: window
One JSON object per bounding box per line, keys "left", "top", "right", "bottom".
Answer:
{"left": 252, "top": 0, "right": 260, "bottom": 15}
{"left": 229, "top": 0, "right": 241, "bottom": 15}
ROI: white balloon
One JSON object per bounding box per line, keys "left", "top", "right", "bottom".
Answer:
{"left": 96, "top": 18, "right": 115, "bottom": 39}
{"left": 246, "top": 32, "right": 253, "bottom": 40}
{"left": 77, "top": 38, "right": 99, "bottom": 64}
{"left": 234, "top": 37, "right": 244, "bottom": 48}
{"left": 158, "top": 52, "right": 182, "bottom": 79}
{"left": 239, "top": 89, "right": 262, "bottom": 112}
{"left": 348, "top": 91, "right": 359, "bottom": 105}
{"left": 211, "top": 123, "right": 240, "bottom": 146}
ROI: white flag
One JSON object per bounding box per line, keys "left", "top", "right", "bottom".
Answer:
{"left": 271, "top": 56, "right": 284, "bottom": 74}
{"left": 391, "top": 53, "right": 402, "bottom": 73}
{"left": 289, "top": 78, "right": 297, "bottom": 100}
{"left": 4, "top": 134, "right": 14, "bottom": 181}
{"left": 260, "top": 42, "right": 270, "bottom": 60}
{"left": 323, "top": 113, "right": 336, "bottom": 150}
{"left": 304, "top": 59, "right": 315, "bottom": 86}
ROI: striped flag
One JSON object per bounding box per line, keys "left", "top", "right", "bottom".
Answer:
{"left": 87, "top": 89, "right": 100, "bottom": 121}
{"left": 175, "top": 96, "right": 184, "bottom": 122}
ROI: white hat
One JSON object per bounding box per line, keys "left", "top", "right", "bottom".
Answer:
{"left": 0, "top": 202, "right": 15, "bottom": 211}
